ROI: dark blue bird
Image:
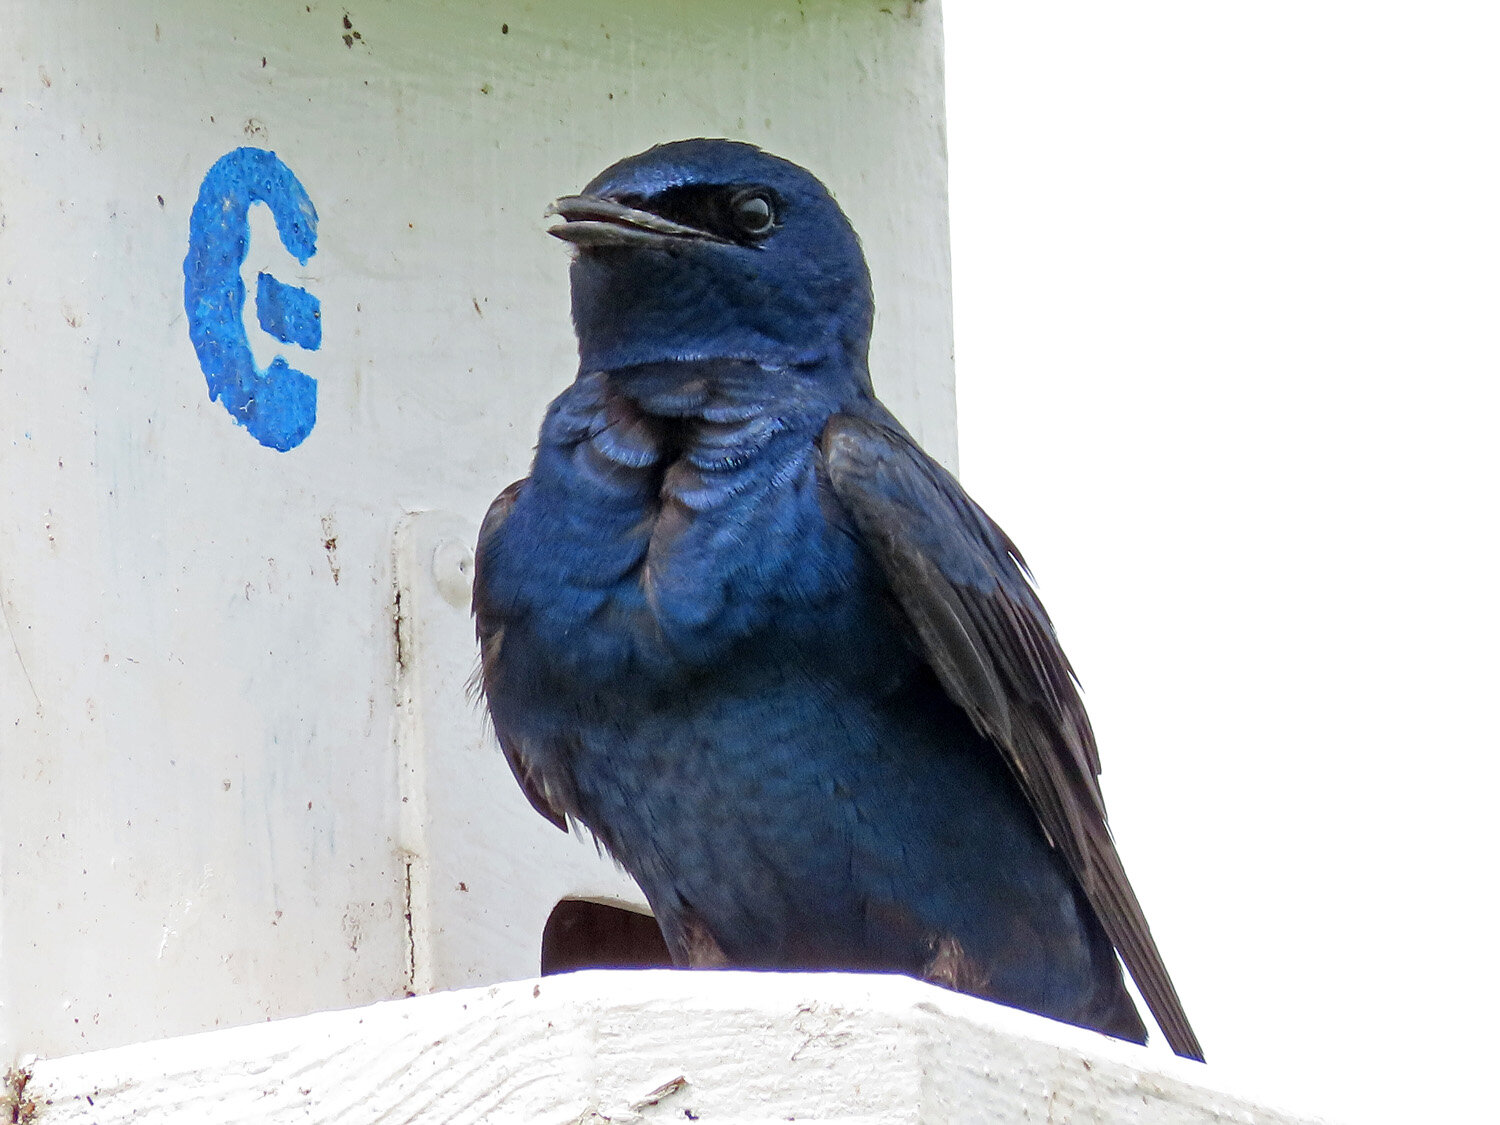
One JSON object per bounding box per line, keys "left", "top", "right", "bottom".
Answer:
{"left": 473, "top": 139, "right": 1202, "bottom": 1059}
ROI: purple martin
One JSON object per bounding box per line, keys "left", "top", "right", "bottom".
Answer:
{"left": 474, "top": 139, "right": 1202, "bottom": 1059}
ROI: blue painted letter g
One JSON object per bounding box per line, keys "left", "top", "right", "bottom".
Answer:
{"left": 184, "top": 147, "right": 321, "bottom": 452}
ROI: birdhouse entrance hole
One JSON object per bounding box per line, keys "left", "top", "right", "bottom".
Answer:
{"left": 540, "top": 899, "right": 674, "bottom": 975}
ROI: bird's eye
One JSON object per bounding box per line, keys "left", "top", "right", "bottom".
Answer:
{"left": 729, "top": 189, "right": 776, "bottom": 237}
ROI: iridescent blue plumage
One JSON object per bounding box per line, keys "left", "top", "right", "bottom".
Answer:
{"left": 474, "top": 140, "right": 1201, "bottom": 1058}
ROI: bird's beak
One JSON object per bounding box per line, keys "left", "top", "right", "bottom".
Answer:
{"left": 546, "top": 194, "right": 728, "bottom": 248}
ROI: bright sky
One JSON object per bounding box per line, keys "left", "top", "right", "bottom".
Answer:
{"left": 944, "top": 6, "right": 1500, "bottom": 1123}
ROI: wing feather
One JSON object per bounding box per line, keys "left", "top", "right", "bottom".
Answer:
{"left": 822, "top": 410, "right": 1203, "bottom": 1061}
{"left": 472, "top": 479, "right": 571, "bottom": 832}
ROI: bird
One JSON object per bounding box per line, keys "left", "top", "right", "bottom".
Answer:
{"left": 473, "top": 139, "right": 1203, "bottom": 1060}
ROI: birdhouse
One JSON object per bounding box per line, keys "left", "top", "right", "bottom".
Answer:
{"left": 1, "top": 0, "right": 956, "bottom": 1063}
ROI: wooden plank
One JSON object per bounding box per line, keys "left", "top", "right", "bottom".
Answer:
{"left": 23, "top": 971, "right": 1325, "bottom": 1124}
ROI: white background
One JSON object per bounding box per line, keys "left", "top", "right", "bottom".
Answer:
{"left": 946, "top": 6, "right": 1499, "bottom": 1124}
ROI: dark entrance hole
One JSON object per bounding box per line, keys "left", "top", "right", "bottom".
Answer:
{"left": 540, "top": 898, "right": 675, "bottom": 975}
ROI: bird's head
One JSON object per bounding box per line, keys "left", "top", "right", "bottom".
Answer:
{"left": 550, "top": 139, "right": 874, "bottom": 382}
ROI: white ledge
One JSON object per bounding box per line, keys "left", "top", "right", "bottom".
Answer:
{"left": 22, "top": 970, "right": 1320, "bottom": 1124}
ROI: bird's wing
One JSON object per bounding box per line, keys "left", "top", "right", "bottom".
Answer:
{"left": 472, "top": 478, "right": 570, "bottom": 832}
{"left": 821, "top": 410, "right": 1203, "bottom": 1061}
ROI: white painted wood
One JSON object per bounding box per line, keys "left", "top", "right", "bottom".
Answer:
{"left": 18, "top": 972, "right": 1327, "bottom": 1124}
{"left": 0, "top": 1, "right": 953, "bottom": 1061}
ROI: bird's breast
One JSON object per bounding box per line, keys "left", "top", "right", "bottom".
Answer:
{"left": 487, "top": 369, "right": 887, "bottom": 690}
